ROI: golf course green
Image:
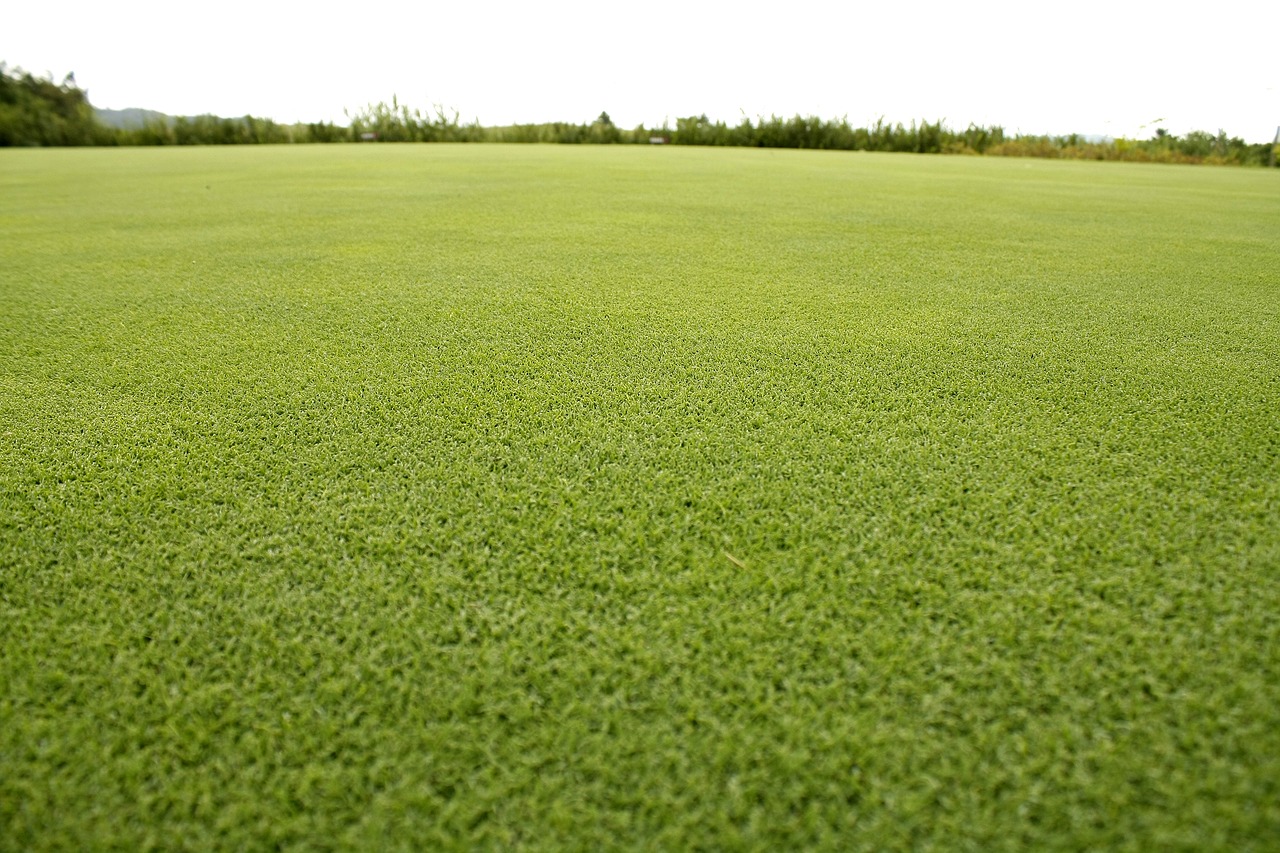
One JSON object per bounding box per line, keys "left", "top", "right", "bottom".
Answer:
{"left": 2, "top": 144, "right": 1277, "bottom": 849}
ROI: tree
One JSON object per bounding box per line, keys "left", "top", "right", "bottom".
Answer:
{"left": 0, "top": 63, "right": 113, "bottom": 146}
{"left": 588, "top": 111, "right": 621, "bottom": 144}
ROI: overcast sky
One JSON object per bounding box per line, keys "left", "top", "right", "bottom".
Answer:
{"left": 5, "top": 1, "right": 1278, "bottom": 141}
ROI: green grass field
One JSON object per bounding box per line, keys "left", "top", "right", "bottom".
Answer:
{"left": 2, "top": 145, "right": 1278, "bottom": 850}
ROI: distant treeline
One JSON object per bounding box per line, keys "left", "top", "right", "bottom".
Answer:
{"left": 4, "top": 64, "right": 1277, "bottom": 167}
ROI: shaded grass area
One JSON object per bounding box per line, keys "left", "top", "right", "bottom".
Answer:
{"left": 2, "top": 145, "right": 1278, "bottom": 849}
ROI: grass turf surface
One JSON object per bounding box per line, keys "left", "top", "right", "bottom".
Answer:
{"left": 2, "top": 145, "right": 1279, "bottom": 849}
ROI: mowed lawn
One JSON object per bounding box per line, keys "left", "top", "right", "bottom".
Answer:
{"left": 2, "top": 144, "right": 1278, "bottom": 850}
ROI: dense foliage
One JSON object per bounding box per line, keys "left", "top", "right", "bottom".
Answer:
{"left": 0, "top": 64, "right": 111, "bottom": 146}
{"left": 2, "top": 62, "right": 1276, "bottom": 165}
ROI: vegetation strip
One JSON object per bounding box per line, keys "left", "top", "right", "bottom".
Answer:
{"left": 4, "top": 62, "right": 1278, "bottom": 166}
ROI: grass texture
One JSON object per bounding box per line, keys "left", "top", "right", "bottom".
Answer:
{"left": 2, "top": 145, "right": 1278, "bottom": 850}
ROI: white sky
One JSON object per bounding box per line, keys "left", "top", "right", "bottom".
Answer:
{"left": 5, "top": 0, "right": 1278, "bottom": 142}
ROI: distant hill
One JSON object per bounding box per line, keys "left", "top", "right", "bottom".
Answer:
{"left": 94, "top": 107, "right": 171, "bottom": 129}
